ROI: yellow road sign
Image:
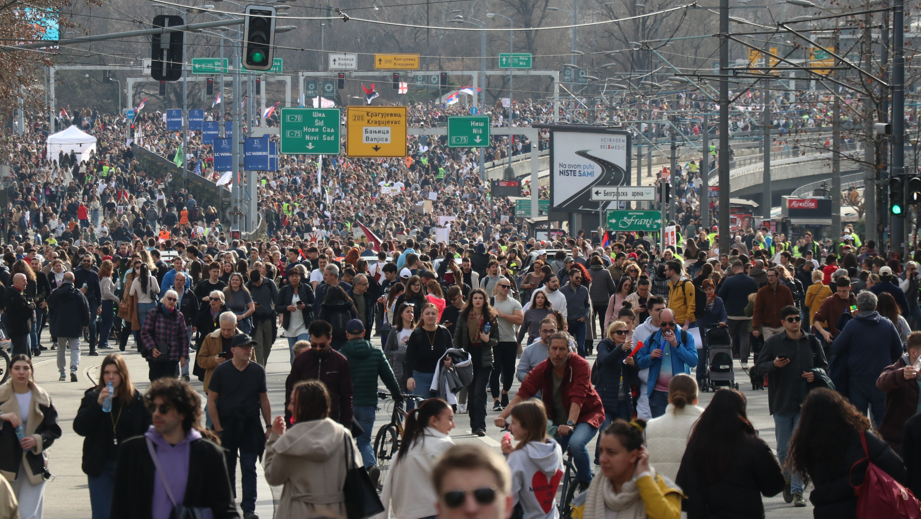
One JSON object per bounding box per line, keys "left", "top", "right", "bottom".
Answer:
{"left": 346, "top": 106, "right": 408, "bottom": 158}
{"left": 810, "top": 47, "right": 834, "bottom": 75}
{"left": 748, "top": 47, "right": 780, "bottom": 75}
{"left": 374, "top": 54, "right": 421, "bottom": 70}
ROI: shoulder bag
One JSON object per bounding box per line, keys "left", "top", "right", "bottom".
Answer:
{"left": 145, "top": 437, "right": 209, "bottom": 519}
{"left": 342, "top": 431, "right": 385, "bottom": 519}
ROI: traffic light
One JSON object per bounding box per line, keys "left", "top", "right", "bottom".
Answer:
{"left": 159, "top": 80, "right": 166, "bottom": 96}
{"left": 910, "top": 175, "right": 921, "bottom": 204}
{"left": 338, "top": 73, "right": 345, "bottom": 89}
{"left": 206, "top": 78, "right": 214, "bottom": 96}
{"left": 255, "top": 78, "right": 261, "bottom": 95}
{"left": 242, "top": 6, "right": 276, "bottom": 71}
{"left": 392, "top": 73, "right": 400, "bottom": 90}
{"left": 440, "top": 72, "right": 448, "bottom": 89}
{"left": 103, "top": 71, "right": 112, "bottom": 83}
{"left": 890, "top": 176, "right": 906, "bottom": 217}
{"left": 151, "top": 15, "right": 184, "bottom": 81}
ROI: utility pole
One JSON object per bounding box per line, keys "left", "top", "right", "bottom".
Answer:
{"left": 831, "top": 28, "right": 842, "bottom": 239}
{"left": 636, "top": 143, "right": 643, "bottom": 210}
{"left": 763, "top": 50, "right": 772, "bottom": 222}
{"left": 863, "top": 10, "right": 876, "bottom": 243}
{"left": 882, "top": 5, "right": 892, "bottom": 247}
{"left": 231, "top": 34, "right": 242, "bottom": 234}
{"left": 718, "top": 0, "right": 730, "bottom": 254}
{"left": 893, "top": 0, "right": 907, "bottom": 250}
{"left": 702, "top": 112, "right": 710, "bottom": 229}
{"left": 669, "top": 113, "right": 677, "bottom": 223}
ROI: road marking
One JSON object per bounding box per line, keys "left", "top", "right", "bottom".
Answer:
{"left": 478, "top": 435, "right": 500, "bottom": 448}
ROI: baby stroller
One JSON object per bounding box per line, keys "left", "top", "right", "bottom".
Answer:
{"left": 703, "top": 327, "right": 738, "bottom": 392}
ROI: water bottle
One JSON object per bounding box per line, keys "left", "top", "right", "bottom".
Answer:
{"left": 14, "top": 425, "right": 25, "bottom": 442}
{"left": 102, "top": 382, "right": 113, "bottom": 413}
{"left": 483, "top": 322, "right": 491, "bottom": 335}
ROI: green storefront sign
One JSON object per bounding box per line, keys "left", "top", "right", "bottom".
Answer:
{"left": 606, "top": 210, "right": 662, "bottom": 231}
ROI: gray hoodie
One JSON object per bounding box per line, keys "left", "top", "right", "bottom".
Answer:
{"left": 507, "top": 439, "right": 564, "bottom": 519}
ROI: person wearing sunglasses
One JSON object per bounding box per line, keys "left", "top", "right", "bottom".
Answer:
{"left": 752, "top": 304, "right": 829, "bottom": 507}
{"left": 593, "top": 320, "right": 639, "bottom": 464}
{"left": 111, "top": 378, "right": 236, "bottom": 519}
{"left": 433, "top": 444, "right": 514, "bottom": 519}
{"left": 635, "top": 309, "right": 698, "bottom": 419}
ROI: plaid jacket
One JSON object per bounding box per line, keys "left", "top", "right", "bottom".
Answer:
{"left": 139, "top": 304, "right": 190, "bottom": 362}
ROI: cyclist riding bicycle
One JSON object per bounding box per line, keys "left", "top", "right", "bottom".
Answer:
{"left": 496, "top": 331, "right": 604, "bottom": 492}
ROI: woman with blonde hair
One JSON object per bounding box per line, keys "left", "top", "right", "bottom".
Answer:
{"left": 594, "top": 320, "right": 638, "bottom": 464}
{"left": 501, "top": 400, "right": 563, "bottom": 519}
{"left": 645, "top": 374, "right": 704, "bottom": 481}
{"left": 804, "top": 269, "right": 832, "bottom": 327}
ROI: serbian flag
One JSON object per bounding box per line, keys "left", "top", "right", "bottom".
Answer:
{"left": 602, "top": 231, "right": 611, "bottom": 248}
{"left": 212, "top": 92, "right": 222, "bottom": 108}
{"left": 357, "top": 222, "right": 382, "bottom": 252}
{"left": 362, "top": 83, "right": 379, "bottom": 104}
{"left": 445, "top": 92, "right": 459, "bottom": 105}
{"left": 263, "top": 102, "right": 279, "bottom": 119}
{"left": 59, "top": 108, "right": 68, "bottom": 119}
{"left": 135, "top": 97, "right": 148, "bottom": 113}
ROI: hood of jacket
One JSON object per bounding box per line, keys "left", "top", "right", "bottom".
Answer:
{"left": 342, "top": 338, "right": 373, "bottom": 359}
{"left": 589, "top": 265, "right": 605, "bottom": 272}
{"left": 271, "top": 417, "right": 346, "bottom": 461}
{"left": 522, "top": 439, "right": 563, "bottom": 475}
{"left": 854, "top": 311, "right": 884, "bottom": 325}
{"left": 475, "top": 243, "right": 486, "bottom": 254}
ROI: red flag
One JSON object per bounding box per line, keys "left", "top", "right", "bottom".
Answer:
{"left": 357, "top": 222, "right": 382, "bottom": 252}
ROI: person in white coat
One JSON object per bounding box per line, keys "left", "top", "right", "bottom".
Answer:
{"left": 644, "top": 374, "right": 703, "bottom": 481}
{"left": 501, "top": 400, "right": 564, "bottom": 519}
{"left": 377, "top": 398, "right": 455, "bottom": 519}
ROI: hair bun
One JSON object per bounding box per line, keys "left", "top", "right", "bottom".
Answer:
{"left": 621, "top": 301, "right": 633, "bottom": 310}
{"left": 629, "top": 419, "right": 647, "bottom": 432}
{"left": 671, "top": 390, "right": 688, "bottom": 408}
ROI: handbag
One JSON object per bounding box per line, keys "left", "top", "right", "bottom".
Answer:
{"left": 145, "top": 437, "right": 209, "bottom": 519}
{"left": 341, "top": 432, "right": 385, "bottom": 519}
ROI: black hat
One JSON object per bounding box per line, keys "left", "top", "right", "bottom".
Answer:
{"left": 230, "top": 334, "right": 256, "bottom": 348}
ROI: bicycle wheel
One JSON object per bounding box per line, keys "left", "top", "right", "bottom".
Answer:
{"left": 558, "top": 463, "right": 580, "bottom": 519}
{"left": 0, "top": 349, "right": 9, "bottom": 384}
{"left": 373, "top": 424, "right": 399, "bottom": 491}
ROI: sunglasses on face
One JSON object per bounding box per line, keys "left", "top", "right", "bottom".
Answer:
{"left": 442, "top": 487, "right": 498, "bottom": 509}
{"left": 310, "top": 342, "right": 328, "bottom": 349}
{"left": 498, "top": 284, "right": 511, "bottom": 289}
{"left": 785, "top": 316, "right": 802, "bottom": 323}
{"left": 660, "top": 321, "right": 676, "bottom": 328}
{"left": 147, "top": 403, "right": 173, "bottom": 415}
{"left": 209, "top": 297, "right": 221, "bottom": 302}
{"left": 165, "top": 297, "right": 177, "bottom": 302}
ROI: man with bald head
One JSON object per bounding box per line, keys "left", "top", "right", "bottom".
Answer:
{"left": 636, "top": 308, "right": 698, "bottom": 418}
{"left": 47, "top": 271, "right": 91, "bottom": 381}
{"left": 5, "top": 273, "right": 36, "bottom": 356}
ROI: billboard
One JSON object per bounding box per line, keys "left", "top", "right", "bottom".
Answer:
{"left": 244, "top": 136, "right": 270, "bottom": 171}
{"left": 549, "top": 128, "right": 631, "bottom": 213}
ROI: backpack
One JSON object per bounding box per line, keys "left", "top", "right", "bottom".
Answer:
{"left": 850, "top": 430, "right": 921, "bottom": 519}
{"left": 679, "top": 280, "right": 708, "bottom": 319}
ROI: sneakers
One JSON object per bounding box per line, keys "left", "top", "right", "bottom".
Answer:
{"left": 368, "top": 465, "right": 381, "bottom": 490}
{"left": 181, "top": 375, "right": 190, "bottom": 382}
{"left": 59, "top": 373, "right": 66, "bottom": 382}
{"left": 493, "top": 401, "right": 503, "bottom": 412}
{"left": 782, "top": 481, "right": 792, "bottom": 503}
{"left": 741, "top": 360, "right": 749, "bottom": 369}
{"left": 793, "top": 493, "right": 806, "bottom": 507}
{"left": 473, "top": 428, "right": 486, "bottom": 437}
{"left": 457, "top": 403, "right": 468, "bottom": 414}
{"left": 70, "top": 372, "right": 78, "bottom": 383}
{"left": 88, "top": 351, "right": 99, "bottom": 356}
{"left": 501, "top": 393, "right": 509, "bottom": 408}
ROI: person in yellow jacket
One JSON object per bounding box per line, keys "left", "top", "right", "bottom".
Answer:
{"left": 665, "top": 260, "right": 696, "bottom": 329}
{"left": 583, "top": 419, "right": 683, "bottom": 519}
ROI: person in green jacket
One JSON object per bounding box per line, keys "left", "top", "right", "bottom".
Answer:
{"left": 340, "top": 318, "right": 403, "bottom": 477}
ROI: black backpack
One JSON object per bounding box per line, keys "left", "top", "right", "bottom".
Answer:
{"left": 679, "top": 280, "right": 708, "bottom": 319}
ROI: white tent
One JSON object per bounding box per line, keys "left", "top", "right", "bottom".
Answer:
{"left": 46, "top": 125, "right": 97, "bottom": 164}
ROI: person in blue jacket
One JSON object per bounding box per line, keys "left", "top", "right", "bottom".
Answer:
{"left": 636, "top": 308, "right": 698, "bottom": 418}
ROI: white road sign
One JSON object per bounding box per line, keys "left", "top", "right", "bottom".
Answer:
{"left": 329, "top": 53, "right": 358, "bottom": 70}
{"left": 589, "top": 186, "right": 655, "bottom": 202}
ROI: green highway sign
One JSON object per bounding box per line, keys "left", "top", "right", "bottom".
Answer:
{"left": 191, "top": 58, "right": 228, "bottom": 75}
{"left": 515, "top": 199, "right": 549, "bottom": 216}
{"left": 322, "top": 80, "right": 336, "bottom": 96}
{"left": 305, "top": 80, "right": 318, "bottom": 97}
{"left": 280, "top": 108, "right": 341, "bottom": 155}
{"left": 447, "top": 116, "right": 490, "bottom": 148}
{"left": 498, "top": 53, "right": 532, "bottom": 69}
{"left": 606, "top": 210, "right": 662, "bottom": 232}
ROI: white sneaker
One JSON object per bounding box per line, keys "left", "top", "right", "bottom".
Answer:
{"left": 741, "top": 360, "right": 749, "bottom": 369}
{"left": 457, "top": 403, "right": 468, "bottom": 414}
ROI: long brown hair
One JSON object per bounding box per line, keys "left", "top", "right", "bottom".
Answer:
{"left": 509, "top": 400, "right": 549, "bottom": 451}
{"left": 96, "top": 353, "right": 136, "bottom": 407}
{"left": 397, "top": 398, "right": 450, "bottom": 463}
{"left": 460, "top": 288, "right": 497, "bottom": 321}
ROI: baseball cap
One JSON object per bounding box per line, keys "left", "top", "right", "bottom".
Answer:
{"left": 101, "top": 255, "right": 113, "bottom": 261}
{"left": 400, "top": 268, "right": 412, "bottom": 279}
{"left": 346, "top": 319, "right": 365, "bottom": 335}
{"left": 230, "top": 334, "right": 256, "bottom": 348}
{"left": 880, "top": 266, "right": 893, "bottom": 276}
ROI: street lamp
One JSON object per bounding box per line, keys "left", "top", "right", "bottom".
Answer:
{"left": 487, "top": 12, "right": 515, "bottom": 170}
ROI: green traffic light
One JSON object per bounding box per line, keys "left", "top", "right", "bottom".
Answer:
{"left": 893, "top": 204, "right": 904, "bottom": 215}
{"left": 250, "top": 51, "right": 265, "bottom": 64}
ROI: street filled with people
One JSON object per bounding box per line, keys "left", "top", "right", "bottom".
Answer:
{"left": 0, "top": 97, "right": 917, "bottom": 519}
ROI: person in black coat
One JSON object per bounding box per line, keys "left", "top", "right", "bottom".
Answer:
{"left": 677, "top": 389, "right": 785, "bottom": 518}
{"left": 276, "top": 266, "right": 315, "bottom": 362}
{"left": 902, "top": 412, "right": 921, "bottom": 499}
{"left": 73, "top": 354, "right": 151, "bottom": 519}
{"left": 4, "top": 273, "right": 36, "bottom": 357}
{"left": 47, "top": 273, "right": 90, "bottom": 381}
{"left": 110, "top": 377, "right": 238, "bottom": 519}
{"left": 788, "top": 388, "right": 908, "bottom": 519}
{"left": 73, "top": 255, "right": 102, "bottom": 355}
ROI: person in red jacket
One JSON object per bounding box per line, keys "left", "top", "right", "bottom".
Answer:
{"left": 78, "top": 202, "right": 89, "bottom": 228}
{"left": 821, "top": 254, "right": 839, "bottom": 286}
{"left": 495, "top": 331, "right": 604, "bottom": 491}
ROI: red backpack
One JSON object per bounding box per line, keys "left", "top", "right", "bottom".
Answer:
{"left": 850, "top": 430, "right": 921, "bottom": 519}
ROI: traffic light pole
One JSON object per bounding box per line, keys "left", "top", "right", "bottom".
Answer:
{"left": 669, "top": 114, "right": 677, "bottom": 223}
{"left": 718, "top": 0, "right": 730, "bottom": 254}
{"left": 701, "top": 113, "right": 709, "bottom": 230}
{"left": 231, "top": 36, "right": 242, "bottom": 234}
{"left": 893, "top": 0, "right": 907, "bottom": 250}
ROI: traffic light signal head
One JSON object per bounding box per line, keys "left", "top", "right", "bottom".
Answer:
{"left": 338, "top": 73, "right": 345, "bottom": 89}
{"left": 255, "top": 78, "right": 261, "bottom": 95}
{"left": 151, "top": 15, "right": 184, "bottom": 81}
{"left": 159, "top": 80, "right": 166, "bottom": 96}
{"left": 909, "top": 175, "right": 921, "bottom": 204}
{"left": 207, "top": 78, "right": 214, "bottom": 95}
{"left": 891, "top": 176, "right": 906, "bottom": 217}
{"left": 243, "top": 6, "right": 276, "bottom": 71}
{"left": 440, "top": 72, "right": 448, "bottom": 88}
{"left": 393, "top": 73, "right": 400, "bottom": 90}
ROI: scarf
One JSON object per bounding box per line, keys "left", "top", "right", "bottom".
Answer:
{"left": 467, "top": 312, "right": 484, "bottom": 345}
{"left": 583, "top": 467, "right": 656, "bottom": 519}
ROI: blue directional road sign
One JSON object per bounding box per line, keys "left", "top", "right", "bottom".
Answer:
{"left": 166, "top": 109, "right": 182, "bottom": 131}
{"left": 214, "top": 138, "right": 233, "bottom": 171}
{"left": 126, "top": 110, "right": 135, "bottom": 120}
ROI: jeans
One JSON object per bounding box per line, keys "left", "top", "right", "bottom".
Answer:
{"left": 489, "top": 342, "right": 517, "bottom": 400}
{"left": 412, "top": 370, "right": 435, "bottom": 398}
{"left": 181, "top": 324, "right": 192, "bottom": 377}
{"left": 286, "top": 333, "right": 310, "bottom": 365}
{"left": 568, "top": 319, "right": 587, "bottom": 356}
{"left": 595, "top": 400, "right": 631, "bottom": 464}
{"left": 354, "top": 405, "right": 376, "bottom": 468}
{"left": 31, "top": 307, "right": 45, "bottom": 352}
{"left": 56, "top": 337, "right": 80, "bottom": 374}
{"left": 87, "top": 303, "right": 98, "bottom": 353}
{"left": 649, "top": 390, "right": 669, "bottom": 418}
{"left": 727, "top": 319, "right": 751, "bottom": 361}
{"left": 556, "top": 422, "right": 598, "bottom": 484}
{"left": 468, "top": 363, "right": 492, "bottom": 432}
{"left": 225, "top": 449, "right": 258, "bottom": 514}
{"left": 87, "top": 459, "right": 117, "bottom": 519}
{"left": 136, "top": 302, "right": 156, "bottom": 331}
{"left": 99, "top": 301, "right": 116, "bottom": 349}
{"left": 92, "top": 209, "right": 99, "bottom": 226}
{"left": 849, "top": 379, "right": 886, "bottom": 427}
{"left": 593, "top": 305, "right": 608, "bottom": 340}
{"left": 774, "top": 412, "right": 804, "bottom": 494}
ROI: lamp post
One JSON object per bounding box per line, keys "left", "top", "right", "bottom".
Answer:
{"left": 487, "top": 12, "right": 514, "bottom": 171}
{"left": 452, "top": 15, "right": 488, "bottom": 180}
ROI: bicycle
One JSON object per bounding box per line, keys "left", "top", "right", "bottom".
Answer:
{"left": 373, "top": 391, "right": 425, "bottom": 491}
{"left": 557, "top": 449, "right": 581, "bottom": 519}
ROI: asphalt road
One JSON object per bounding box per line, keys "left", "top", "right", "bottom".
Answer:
{"left": 33, "top": 328, "right": 813, "bottom": 519}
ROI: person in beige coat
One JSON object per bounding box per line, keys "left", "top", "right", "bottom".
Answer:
{"left": 264, "top": 379, "right": 361, "bottom": 519}
{"left": 643, "top": 374, "right": 704, "bottom": 481}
